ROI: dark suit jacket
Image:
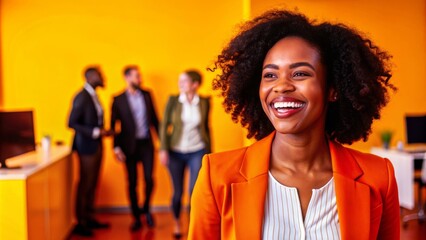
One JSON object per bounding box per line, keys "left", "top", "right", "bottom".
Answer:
{"left": 110, "top": 88, "right": 159, "bottom": 156}
{"left": 68, "top": 88, "right": 103, "bottom": 155}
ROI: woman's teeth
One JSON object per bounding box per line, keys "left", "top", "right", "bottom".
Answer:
{"left": 273, "top": 102, "right": 304, "bottom": 109}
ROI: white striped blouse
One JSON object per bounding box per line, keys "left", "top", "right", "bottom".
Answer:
{"left": 262, "top": 172, "right": 340, "bottom": 240}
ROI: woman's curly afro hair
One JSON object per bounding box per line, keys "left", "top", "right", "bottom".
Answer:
{"left": 212, "top": 10, "right": 395, "bottom": 145}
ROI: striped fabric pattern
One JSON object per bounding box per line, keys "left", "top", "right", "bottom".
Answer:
{"left": 262, "top": 172, "right": 340, "bottom": 240}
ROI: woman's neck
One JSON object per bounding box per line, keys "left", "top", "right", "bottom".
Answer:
{"left": 270, "top": 131, "right": 331, "bottom": 174}
{"left": 185, "top": 92, "right": 196, "bottom": 103}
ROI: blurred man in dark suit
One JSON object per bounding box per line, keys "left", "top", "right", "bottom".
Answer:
{"left": 111, "top": 65, "right": 159, "bottom": 231}
{"left": 68, "top": 66, "right": 112, "bottom": 237}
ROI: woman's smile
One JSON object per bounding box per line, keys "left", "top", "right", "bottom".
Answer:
{"left": 270, "top": 96, "right": 306, "bottom": 118}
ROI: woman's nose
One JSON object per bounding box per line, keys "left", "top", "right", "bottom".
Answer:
{"left": 272, "top": 77, "right": 295, "bottom": 93}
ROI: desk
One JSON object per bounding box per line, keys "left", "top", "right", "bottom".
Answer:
{"left": 0, "top": 146, "right": 73, "bottom": 240}
{"left": 371, "top": 148, "right": 415, "bottom": 209}
{"left": 370, "top": 147, "right": 425, "bottom": 210}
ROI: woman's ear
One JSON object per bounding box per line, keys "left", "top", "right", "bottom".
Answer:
{"left": 328, "top": 88, "right": 338, "bottom": 102}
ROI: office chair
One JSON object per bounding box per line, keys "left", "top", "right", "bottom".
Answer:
{"left": 402, "top": 166, "right": 425, "bottom": 227}
{"left": 402, "top": 115, "right": 426, "bottom": 227}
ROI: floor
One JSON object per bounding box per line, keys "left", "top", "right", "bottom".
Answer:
{"left": 67, "top": 210, "right": 426, "bottom": 240}
{"left": 68, "top": 211, "right": 189, "bottom": 240}
{"left": 400, "top": 208, "right": 426, "bottom": 240}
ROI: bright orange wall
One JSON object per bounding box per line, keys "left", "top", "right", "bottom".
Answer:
{"left": 251, "top": 0, "right": 426, "bottom": 151}
{"left": 0, "top": 0, "right": 246, "bottom": 208}
{"left": 2, "top": 0, "right": 424, "bottom": 210}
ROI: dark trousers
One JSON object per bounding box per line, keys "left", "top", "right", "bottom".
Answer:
{"left": 168, "top": 148, "right": 206, "bottom": 219}
{"left": 125, "top": 139, "right": 154, "bottom": 220}
{"left": 76, "top": 146, "right": 102, "bottom": 225}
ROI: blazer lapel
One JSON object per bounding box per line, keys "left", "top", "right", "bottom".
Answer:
{"left": 329, "top": 141, "right": 371, "bottom": 240}
{"left": 199, "top": 97, "right": 207, "bottom": 125}
{"left": 140, "top": 89, "right": 152, "bottom": 121}
{"left": 173, "top": 99, "right": 183, "bottom": 124}
{"left": 82, "top": 89, "right": 99, "bottom": 125}
{"left": 231, "top": 135, "right": 372, "bottom": 239}
{"left": 232, "top": 132, "right": 274, "bottom": 239}
{"left": 120, "top": 92, "right": 136, "bottom": 130}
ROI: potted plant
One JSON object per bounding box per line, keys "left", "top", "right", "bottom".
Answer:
{"left": 380, "top": 130, "right": 393, "bottom": 149}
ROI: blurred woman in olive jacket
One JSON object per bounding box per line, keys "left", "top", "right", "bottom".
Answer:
{"left": 159, "top": 69, "right": 211, "bottom": 238}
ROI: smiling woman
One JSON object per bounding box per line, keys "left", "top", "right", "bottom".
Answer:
{"left": 188, "top": 10, "right": 399, "bottom": 240}
{"left": 260, "top": 37, "right": 328, "bottom": 137}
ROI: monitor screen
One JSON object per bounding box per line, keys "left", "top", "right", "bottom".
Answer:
{"left": 405, "top": 115, "right": 426, "bottom": 144}
{"left": 0, "top": 111, "right": 36, "bottom": 168}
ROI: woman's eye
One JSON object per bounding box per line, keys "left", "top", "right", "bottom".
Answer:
{"left": 263, "top": 73, "right": 276, "bottom": 78}
{"left": 293, "top": 72, "right": 311, "bottom": 78}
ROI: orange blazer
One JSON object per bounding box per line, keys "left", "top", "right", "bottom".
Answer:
{"left": 188, "top": 132, "right": 400, "bottom": 240}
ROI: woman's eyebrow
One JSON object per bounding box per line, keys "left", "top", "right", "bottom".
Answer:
{"left": 263, "top": 64, "right": 279, "bottom": 70}
{"left": 263, "top": 62, "right": 316, "bottom": 70}
{"left": 289, "top": 62, "right": 315, "bottom": 70}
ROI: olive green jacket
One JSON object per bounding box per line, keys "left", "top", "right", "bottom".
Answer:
{"left": 159, "top": 95, "right": 211, "bottom": 153}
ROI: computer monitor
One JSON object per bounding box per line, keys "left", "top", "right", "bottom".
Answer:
{"left": 405, "top": 115, "right": 426, "bottom": 144}
{"left": 0, "top": 110, "right": 36, "bottom": 169}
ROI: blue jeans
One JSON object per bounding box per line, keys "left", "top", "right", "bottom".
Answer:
{"left": 168, "top": 148, "right": 206, "bottom": 219}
